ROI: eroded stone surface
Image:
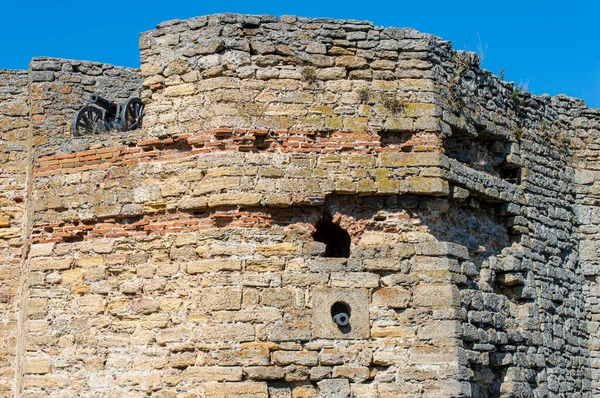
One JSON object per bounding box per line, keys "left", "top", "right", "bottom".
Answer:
{"left": 312, "top": 288, "right": 370, "bottom": 340}
{"left": 0, "top": 12, "right": 599, "bottom": 398}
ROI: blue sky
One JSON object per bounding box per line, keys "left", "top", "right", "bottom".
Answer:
{"left": 1, "top": 0, "right": 598, "bottom": 107}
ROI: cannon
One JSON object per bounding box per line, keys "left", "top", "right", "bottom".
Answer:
{"left": 332, "top": 312, "right": 350, "bottom": 327}
{"left": 72, "top": 93, "right": 143, "bottom": 136}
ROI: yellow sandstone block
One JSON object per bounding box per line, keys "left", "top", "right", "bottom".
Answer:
{"left": 23, "top": 359, "right": 50, "bottom": 374}
{"left": 256, "top": 243, "right": 299, "bottom": 257}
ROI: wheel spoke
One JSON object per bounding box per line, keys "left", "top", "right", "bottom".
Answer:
{"left": 74, "top": 105, "right": 104, "bottom": 136}
{"left": 118, "top": 99, "right": 143, "bottom": 132}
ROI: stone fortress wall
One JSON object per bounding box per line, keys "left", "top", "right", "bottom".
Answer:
{"left": 0, "top": 13, "right": 599, "bottom": 398}
{"left": 0, "top": 69, "right": 30, "bottom": 398}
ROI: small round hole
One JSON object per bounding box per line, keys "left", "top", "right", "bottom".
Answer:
{"left": 331, "top": 301, "right": 351, "bottom": 327}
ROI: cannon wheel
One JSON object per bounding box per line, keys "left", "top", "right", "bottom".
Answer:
{"left": 120, "top": 98, "right": 144, "bottom": 131}
{"left": 72, "top": 105, "right": 105, "bottom": 136}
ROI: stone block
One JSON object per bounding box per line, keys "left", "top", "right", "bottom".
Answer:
{"left": 261, "top": 289, "right": 293, "bottom": 308}
{"left": 371, "top": 326, "right": 416, "bottom": 339}
{"left": 319, "top": 349, "right": 350, "bottom": 366}
{"left": 364, "top": 258, "right": 402, "bottom": 271}
{"left": 408, "top": 346, "right": 458, "bottom": 365}
{"left": 268, "top": 320, "right": 312, "bottom": 342}
{"left": 247, "top": 259, "right": 286, "bottom": 272}
{"left": 181, "top": 366, "right": 242, "bottom": 382}
{"left": 580, "top": 240, "right": 599, "bottom": 262}
{"left": 380, "top": 152, "right": 448, "bottom": 168}
{"left": 197, "top": 287, "right": 242, "bottom": 310}
{"left": 413, "top": 284, "right": 459, "bottom": 308}
{"left": 70, "top": 285, "right": 90, "bottom": 295}
{"left": 282, "top": 273, "right": 328, "bottom": 287}
{"left": 350, "top": 384, "right": 379, "bottom": 398}
{"left": 407, "top": 177, "right": 449, "bottom": 196}
{"left": 412, "top": 256, "right": 460, "bottom": 272}
{"left": 417, "top": 241, "right": 469, "bottom": 259}
{"left": 177, "top": 197, "right": 209, "bottom": 210}
{"left": 61, "top": 269, "right": 83, "bottom": 284}
{"left": 163, "top": 58, "right": 190, "bottom": 77}
{"left": 244, "top": 366, "right": 285, "bottom": 380}
{"left": 203, "top": 381, "right": 268, "bottom": 397}
{"left": 193, "top": 177, "right": 240, "bottom": 195}
{"left": 417, "top": 320, "right": 461, "bottom": 340}
{"left": 335, "top": 56, "right": 368, "bottom": 69}
{"left": 315, "top": 67, "right": 346, "bottom": 80}
{"left": 330, "top": 272, "right": 380, "bottom": 288}
{"left": 23, "top": 359, "right": 50, "bottom": 374}
{"left": 317, "top": 379, "right": 350, "bottom": 398}
{"left": 165, "top": 83, "right": 195, "bottom": 97}
{"left": 309, "top": 258, "right": 354, "bottom": 272}
{"left": 141, "top": 63, "right": 163, "bottom": 76}
{"left": 130, "top": 297, "right": 160, "bottom": 314}
{"left": 306, "top": 42, "right": 327, "bottom": 54}
{"left": 1, "top": 102, "right": 28, "bottom": 116}
{"left": 312, "top": 288, "right": 370, "bottom": 340}
{"left": 30, "top": 256, "right": 72, "bottom": 271}
{"left": 372, "top": 348, "right": 410, "bottom": 365}
{"left": 194, "top": 323, "right": 255, "bottom": 342}
{"left": 332, "top": 365, "right": 370, "bottom": 382}
{"left": 156, "top": 328, "right": 190, "bottom": 344}
{"left": 272, "top": 351, "right": 318, "bottom": 366}
{"left": 29, "top": 243, "right": 54, "bottom": 258}
{"left": 23, "top": 375, "right": 67, "bottom": 388}
{"left": 187, "top": 259, "right": 242, "bottom": 273}
{"left": 283, "top": 364, "right": 310, "bottom": 381}
{"left": 77, "top": 255, "right": 103, "bottom": 267}
{"left": 310, "top": 366, "right": 332, "bottom": 380}
{"left": 256, "top": 243, "right": 299, "bottom": 257}
{"left": 372, "top": 287, "right": 410, "bottom": 308}
{"left": 208, "top": 193, "right": 262, "bottom": 207}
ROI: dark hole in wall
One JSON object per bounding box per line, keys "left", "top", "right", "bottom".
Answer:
{"left": 116, "top": 216, "right": 143, "bottom": 225}
{"left": 62, "top": 233, "right": 84, "bottom": 243}
{"left": 215, "top": 130, "right": 233, "bottom": 140}
{"left": 242, "top": 22, "right": 261, "bottom": 30}
{"left": 330, "top": 301, "right": 351, "bottom": 319}
{"left": 312, "top": 218, "right": 351, "bottom": 258}
{"left": 330, "top": 301, "right": 352, "bottom": 334}
{"left": 499, "top": 166, "right": 521, "bottom": 185}
{"left": 377, "top": 130, "right": 413, "bottom": 150}
{"left": 253, "top": 133, "right": 272, "bottom": 150}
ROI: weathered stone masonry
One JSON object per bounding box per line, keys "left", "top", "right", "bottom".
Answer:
{"left": 0, "top": 69, "right": 29, "bottom": 398}
{"left": 1, "top": 13, "right": 600, "bottom": 398}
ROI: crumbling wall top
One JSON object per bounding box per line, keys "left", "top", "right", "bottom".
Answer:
{"left": 138, "top": 13, "right": 444, "bottom": 139}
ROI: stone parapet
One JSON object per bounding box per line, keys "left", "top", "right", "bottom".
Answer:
{"left": 138, "top": 14, "right": 442, "bottom": 139}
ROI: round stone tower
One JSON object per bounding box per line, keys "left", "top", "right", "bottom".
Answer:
{"left": 3, "top": 12, "right": 599, "bottom": 398}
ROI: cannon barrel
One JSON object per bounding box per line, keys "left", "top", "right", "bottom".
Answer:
{"left": 89, "top": 93, "right": 118, "bottom": 116}
{"left": 333, "top": 312, "right": 349, "bottom": 327}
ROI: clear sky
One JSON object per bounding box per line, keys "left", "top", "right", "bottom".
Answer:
{"left": 1, "top": 0, "right": 598, "bottom": 108}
